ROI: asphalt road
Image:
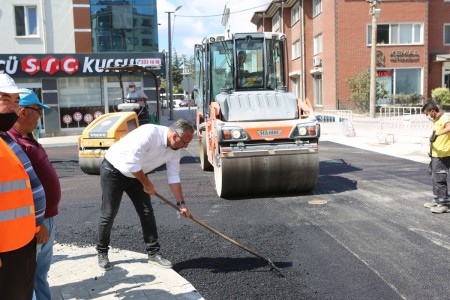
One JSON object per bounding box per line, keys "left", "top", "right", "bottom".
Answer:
{"left": 47, "top": 141, "right": 450, "bottom": 300}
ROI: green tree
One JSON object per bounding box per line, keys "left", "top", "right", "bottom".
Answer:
{"left": 172, "top": 50, "right": 183, "bottom": 93}
{"left": 347, "top": 71, "right": 388, "bottom": 112}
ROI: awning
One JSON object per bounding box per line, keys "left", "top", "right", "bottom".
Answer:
{"left": 435, "top": 54, "right": 450, "bottom": 62}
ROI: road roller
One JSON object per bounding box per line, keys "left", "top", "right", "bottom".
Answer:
{"left": 78, "top": 108, "right": 139, "bottom": 175}
{"left": 194, "top": 32, "right": 320, "bottom": 197}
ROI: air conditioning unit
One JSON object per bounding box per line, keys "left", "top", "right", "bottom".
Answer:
{"left": 313, "top": 57, "right": 322, "bottom": 67}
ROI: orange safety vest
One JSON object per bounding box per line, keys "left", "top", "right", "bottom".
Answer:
{"left": 0, "top": 138, "right": 36, "bottom": 253}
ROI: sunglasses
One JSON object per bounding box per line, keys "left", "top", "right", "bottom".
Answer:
{"left": 25, "top": 106, "right": 43, "bottom": 116}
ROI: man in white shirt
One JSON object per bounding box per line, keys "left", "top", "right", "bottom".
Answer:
{"left": 96, "top": 119, "right": 194, "bottom": 270}
{"left": 126, "top": 82, "right": 148, "bottom": 107}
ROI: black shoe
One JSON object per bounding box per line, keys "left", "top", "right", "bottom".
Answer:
{"left": 148, "top": 253, "right": 172, "bottom": 268}
{"left": 98, "top": 253, "right": 112, "bottom": 270}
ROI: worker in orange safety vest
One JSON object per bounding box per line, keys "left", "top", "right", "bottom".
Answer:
{"left": 0, "top": 74, "right": 43, "bottom": 300}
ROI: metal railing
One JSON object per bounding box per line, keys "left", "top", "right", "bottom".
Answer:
{"left": 379, "top": 106, "right": 422, "bottom": 118}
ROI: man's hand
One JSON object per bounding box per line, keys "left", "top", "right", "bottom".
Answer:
{"left": 36, "top": 224, "right": 49, "bottom": 244}
{"left": 179, "top": 204, "right": 191, "bottom": 218}
{"left": 143, "top": 182, "right": 156, "bottom": 195}
{"left": 430, "top": 132, "right": 437, "bottom": 143}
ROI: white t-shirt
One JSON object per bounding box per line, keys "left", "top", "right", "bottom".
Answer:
{"left": 105, "top": 124, "right": 181, "bottom": 183}
{"left": 126, "top": 89, "right": 148, "bottom": 107}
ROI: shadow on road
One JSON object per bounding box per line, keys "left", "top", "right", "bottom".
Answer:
{"left": 173, "top": 256, "right": 292, "bottom": 275}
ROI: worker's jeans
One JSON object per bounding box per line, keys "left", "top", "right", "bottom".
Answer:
{"left": 96, "top": 159, "right": 160, "bottom": 255}
{"left": 33, "top": 217, "right": 54, "bottom": 300}
{"left": 431, "top": 156, "right": 450, "bottom": 202}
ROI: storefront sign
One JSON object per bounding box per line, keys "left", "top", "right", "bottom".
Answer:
{"left": 0, "top": 53, "right": 165, "bottom": 77}
{"left": 390, "top": 50, "right": 420, "bottom": 62}
{"left": 377, "top": 70, "right": 393, "bottom": 77}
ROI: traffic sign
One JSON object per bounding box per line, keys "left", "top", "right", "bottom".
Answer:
{"left": 182, "top": 77, "right": 195, "bottom": 93}
{"left": 73, "top": 112, "right": 82, "bottom": 122}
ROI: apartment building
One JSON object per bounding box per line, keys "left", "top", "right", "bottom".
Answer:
{"left": 251, "top": 0, "right": 450, "bottom": 111}
{"left": 0, "top": 0, "right": 163, "bottom": 135}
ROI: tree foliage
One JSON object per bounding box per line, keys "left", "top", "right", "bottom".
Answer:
{"left": 346, "top": 71, "right": 388, "bottom": 112}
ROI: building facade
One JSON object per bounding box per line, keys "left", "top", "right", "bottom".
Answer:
{"left": 0, "top": 0, "right": 163, "bottom": 135}
{"left": 251, "top": 0, "right": 450, "bottom": 111}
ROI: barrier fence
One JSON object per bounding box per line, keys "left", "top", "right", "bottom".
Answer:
{"left": 317, "top": 107, "right": 432, "bottom": 144}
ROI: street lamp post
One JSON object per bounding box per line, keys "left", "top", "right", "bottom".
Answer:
{"left": 166, "top": 5, "right": 182, "bottom": 120}
{"left": 369, "top": 0, "right": 380, "bottom": 118}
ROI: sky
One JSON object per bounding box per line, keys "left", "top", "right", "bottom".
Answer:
{"left": 156, "top": 0, "right": 271, "bottom": 58}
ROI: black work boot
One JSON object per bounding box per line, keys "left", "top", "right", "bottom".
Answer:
{"left": 98, "top": 253, "right": 112, "bottom": 270}
{"left": 148, "top": 253, "right": 172, "bottom": 268}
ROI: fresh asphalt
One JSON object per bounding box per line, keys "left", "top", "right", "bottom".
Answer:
{"left": 43, "top": 108, "right": 450, "bottom": 299}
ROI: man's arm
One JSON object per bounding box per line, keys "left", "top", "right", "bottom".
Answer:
{"left": 169, "top": 182, "right": 191, "bottom": 217}
{"left": 131, "top": 170, "right": 156, "bottom": 195}
{"left": 437, "top": 122, "right": 450, "bottom": 136}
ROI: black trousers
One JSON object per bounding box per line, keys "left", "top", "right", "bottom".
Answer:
{"left": 0, "top": 237, "right": 36, "bottom": 300}
{"left": 96, "top": 159, "right": 160, "bottom": 255}
{"left": 431, "top": 156, "right": 450, "bottom": 202}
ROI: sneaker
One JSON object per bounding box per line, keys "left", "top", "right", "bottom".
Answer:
{"left": 430, "top": 203, "right": 450, "bottom": 214}
{"left": 98, "top": 253, "right": 112, "bottom": 270}
{"left": 148, "top": 254, "right": 172, "bottom": 268}
{"left": 424, "top": 200, "right": 438, "bottom": 208}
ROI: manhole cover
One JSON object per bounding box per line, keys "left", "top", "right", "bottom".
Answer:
{"left": 308, "top": 200, "right": 328, "bottom": 205}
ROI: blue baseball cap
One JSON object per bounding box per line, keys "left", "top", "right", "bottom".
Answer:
{"left": 19, "top": 89, "right": 50, "bottom": 109}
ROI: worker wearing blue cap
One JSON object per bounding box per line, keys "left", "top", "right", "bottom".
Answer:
{"left": 8, "top": 88, "right": 60, "bottom": 300}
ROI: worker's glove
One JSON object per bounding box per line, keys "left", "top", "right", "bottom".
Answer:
{"left": 430, "top": 134, "right": 437, "bottom": 143}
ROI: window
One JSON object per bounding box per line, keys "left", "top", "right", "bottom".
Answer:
{"left": 15, "top": 6, "right": 38, "bottom": 36}
{"left": 90, "top": 0, "right": 159, "bottom": 53}
{"left": 445, "top": 24, "right": 450, "bottom": 45}
{"left": 292, "top": 40, "right": 301, "bottom": 59}
{"left": 313, "top": 0, "right": 322, "bottom": 17}
{"left": 314, "top": 33, "right": 323, "bottom": 55}
{"left": 368, "top": 23, "right": 423, "bottom": 45}
{"left": 375, "top": 68, "right": 422, "bottom": 104}
{"left": 314, "top": 74, "right": 323, "bottom": 106}
{"left": 272, "top": 13, "right": 280, "bottom": 32}
{"left": 291, "top": 2, "right": 300, "bottom": 25}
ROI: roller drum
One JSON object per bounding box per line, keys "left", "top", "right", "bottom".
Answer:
{"left": 78, "top": 149, "right": 107, "bottom": 175}
{"left": 214, "top": 152, "right": 319, "bottom": 198}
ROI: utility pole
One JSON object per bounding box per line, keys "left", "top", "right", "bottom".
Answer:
{"left": 166, "top": 5, "right": 182, "bottom": 120}
{"left": 369, "top": 0, "right": 380, "bottom": 118}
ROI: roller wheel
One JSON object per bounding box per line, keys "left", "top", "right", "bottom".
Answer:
{"left": 214, "top": 152, "right": 319, "bottom": 198}
{"left": 79, "top": 156, "right": 103, "bottom": 175}
{"left": 200, "top": 131, "right": 213, "bottom": 171}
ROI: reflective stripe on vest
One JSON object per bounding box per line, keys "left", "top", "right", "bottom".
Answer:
{"left": 0, "top": 179, "right": 30, "bottom": 194}
{"left": 0, "top": 205, "right": 34, "bottom": 222}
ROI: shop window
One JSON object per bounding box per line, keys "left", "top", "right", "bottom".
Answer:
{"left": 58, "top": 77, "right": 103, "bottom": 129}
{"left": 375, "top": 68, "right": 422, "bottom": 104}
{"left": 395, "top": 68, "right": 422, "bottom": 95}
{"left": 291, "top": 2, "right": 300, "bottom": 25}
{"left": 368, "top": 23, "right": 423, "bottom": 45}
{"left": 445, "top": 24, "right": 450, "bottom": 45}
{"left": 314, "top": 74, "right": 323, "bottom": 106}
{"left": 15, "top": 6, "right": 38, "bottom": 37}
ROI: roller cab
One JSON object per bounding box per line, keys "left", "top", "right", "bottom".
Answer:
{"left": 78, "top": 112, "right": 138, "bottom": 174}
